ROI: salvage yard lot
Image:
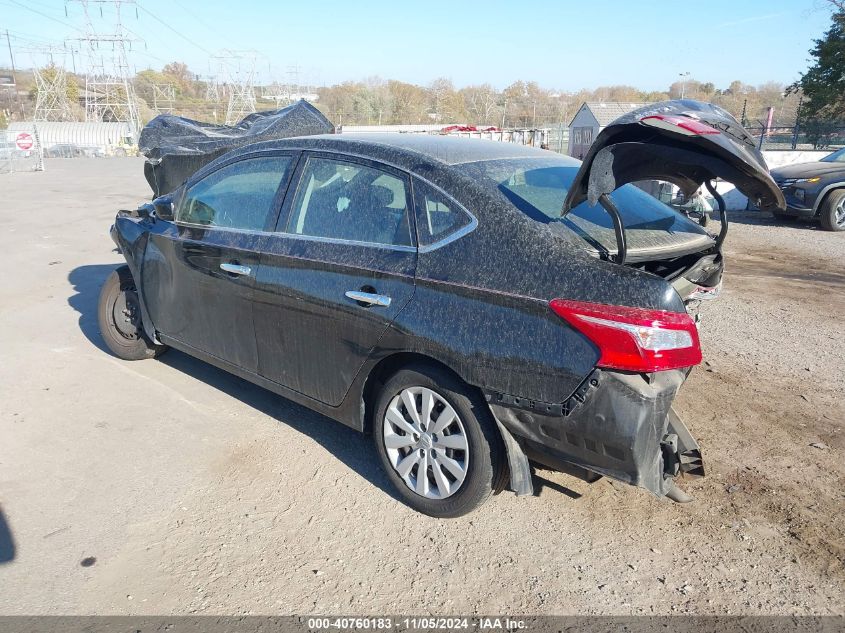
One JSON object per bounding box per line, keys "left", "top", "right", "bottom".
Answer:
{"left": 0, "top": 158, "right": 842, "bottom": 614}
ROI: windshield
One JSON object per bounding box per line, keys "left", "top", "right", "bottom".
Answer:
{"left": 463, "top": 157, "right": 710, "bottom": 255}
{"left": 821, "top": 147, "right": 845, "bottom": 163}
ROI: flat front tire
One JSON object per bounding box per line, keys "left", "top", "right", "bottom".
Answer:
{"left": 819, "top": 189, "right": 845, "bottom": 231}
{"left": 372, "top": 364, "right": 505, "bottom": 518}
{"left": 97, "top": 266, "right": 167, "bottom": 360}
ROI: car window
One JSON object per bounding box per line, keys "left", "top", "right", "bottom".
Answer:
{"left": 464, "top": 157, "right": 709, "bottom": 253}
{"left": 286, "top": 157, "right": 413, "bottom": 247}
{"left": 821, "top": 148, "right": 845, "bottom": 162}
{"left": 177, "top": 156, "right": 292, "bottom": 230}
{"left": 412, "top": 178, "right": 472, "bottom": 246}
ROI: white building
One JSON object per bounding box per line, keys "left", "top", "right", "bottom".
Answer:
{"left": 568, "top": 102, "right": 651, "bottom": 158}
{"left": 6, "top": 121, "right": 134, "bottom": 152}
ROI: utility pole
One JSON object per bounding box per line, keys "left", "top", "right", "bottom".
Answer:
{"left": 679, "top": 72, "right": 690, "bottom": 99}
{"left": 5, "top": 29, "right": 22, "bottom": 117}
{"left": 792, "top": 95, "right": 803, "bottom": 150}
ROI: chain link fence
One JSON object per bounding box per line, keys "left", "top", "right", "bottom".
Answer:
{"left": 745, "top": 124, "right": 845, "bottom": 151}
{"left": 0, "top": 147, "right": 41, "bottom": 174}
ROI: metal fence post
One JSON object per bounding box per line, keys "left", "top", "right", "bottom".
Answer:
{"left": 791, "top": 96, "right": 803, "bottom": 150}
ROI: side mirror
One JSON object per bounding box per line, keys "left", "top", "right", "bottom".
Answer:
{"left": 153, "top": 198, "right": 174, "bottom": 221}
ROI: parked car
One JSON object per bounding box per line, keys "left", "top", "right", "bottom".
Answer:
{"left": 770, "top": 147, "right": 845, "bottom": 231}
{"left": 99, "top": 101, "right": 783, "bottom": 517}
{"left": 46, "top": 143, "right": 106, "bottom": 158}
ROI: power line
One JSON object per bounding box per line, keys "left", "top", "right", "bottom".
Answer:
{"left": 172, "top": 0, "right": 228, "bottom": 42}
{"left": 0, "top": 0, "right": 82, "bottom": 32}
{"left": 135, "top": 3, "right": 212, "bottom": 56}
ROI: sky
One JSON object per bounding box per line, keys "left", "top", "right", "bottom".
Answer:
{"left": 0, "top": 0, "right": 836, "bottom": 91}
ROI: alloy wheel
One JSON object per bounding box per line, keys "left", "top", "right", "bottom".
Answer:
{"left": 382, "top": 386, "right": 469, "bottom": 499}
{"left": 835, "top": 197, "right": 845, "bottom": 227}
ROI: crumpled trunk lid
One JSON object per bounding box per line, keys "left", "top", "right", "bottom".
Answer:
{"left": 562, "top": 100, "right": 785, "bottom": 215}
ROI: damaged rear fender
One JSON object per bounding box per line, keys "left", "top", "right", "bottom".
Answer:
{"left": 488, "top": 369, "right": 699, "bottom": 499}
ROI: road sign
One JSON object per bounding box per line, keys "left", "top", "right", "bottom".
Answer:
{"left": 15, "top": 133, "right": 33, "bottom": 151}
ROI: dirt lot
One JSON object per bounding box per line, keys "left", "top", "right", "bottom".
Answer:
{"left": 0, "top": 159, "right": 842, "bottom": 615}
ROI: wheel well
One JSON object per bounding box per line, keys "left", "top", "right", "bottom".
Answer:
{"left": 815, "top": 186, "right": 845, "bottom": 216}
{"left": 360, "top": 352, "right": 473, "bottom": 434}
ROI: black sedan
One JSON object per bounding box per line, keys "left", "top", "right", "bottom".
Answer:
{"left": 770, "top": 147, "right": 845, "bottom": 231}
{"left": 100, "top": 101, "right": 783, "bottom": 517}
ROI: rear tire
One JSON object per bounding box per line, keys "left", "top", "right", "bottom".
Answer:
{"left": 819, "top": 189, "right": 845, "bottom": 231}
{"left": 372, "top": 364, "right": 505, "bottom": 518}
{"left": 97, "top": 266, "right": 167, "bottom": 360}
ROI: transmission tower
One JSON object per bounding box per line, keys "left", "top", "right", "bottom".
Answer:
{"left": 213, "top": 50, "right": 258, "bottom": 125}
{"left": 151, "top": 83, "right": 175, "bottom": 113}
{"left": 70, "top": 0, "right": 141, "bottom": 140}
{"left": 33, "top": 65, "right": 75, "bottom": 121}
{"left": 204, "top": 74, "right": 220, "bottom": 103}
{"left": 24, "top": 45, "right": 77, "bottom": 121}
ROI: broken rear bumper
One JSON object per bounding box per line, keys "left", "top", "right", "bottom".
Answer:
{"left": 487, "top": 368, "right": 704, "bottom": 499}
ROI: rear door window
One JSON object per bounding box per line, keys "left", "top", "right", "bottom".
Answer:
{"left": 412, "top": 178, "right": 473, "bottom": 247}
{"left": 177, "top": 156, "right": 292, "bottom": 231}
{"left": 285, "top": 157, "right": 413, "bottom": 247}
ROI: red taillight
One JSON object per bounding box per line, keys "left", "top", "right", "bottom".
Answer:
{"left": 549, "top": 299, "right": 702, "bottom": 372}
{"left": 640, "top": 114, "right": 719, "bottom": 136}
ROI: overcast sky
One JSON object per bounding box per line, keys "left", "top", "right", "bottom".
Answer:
{"left": 0, "top": 0, "right": 835, "bottom": 90}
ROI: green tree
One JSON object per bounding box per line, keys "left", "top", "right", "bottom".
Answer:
{"left": 791, "top": 5, "right": 845, "bottom": 120}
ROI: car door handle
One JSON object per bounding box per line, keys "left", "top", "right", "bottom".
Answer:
{"left": 345, "top": 290, "right": 392, "bottom": 307}
{"left": 220, "top": 262, "right": 252, "bottom": 276}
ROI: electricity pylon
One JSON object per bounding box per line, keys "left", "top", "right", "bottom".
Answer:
{"left": 33, "top": 64, "right": 75, "bottom": 121}
{"left": 151, "top": 83, "right": 175, "bottom": 113}
{"left": 213, "top": 50, "right": 258, "bottom": 125}
{"left": 69, "top": 0, "right": 141, "bottom": 140}
{"left": 26, "top": 45, "right": 76, "bottom": 121}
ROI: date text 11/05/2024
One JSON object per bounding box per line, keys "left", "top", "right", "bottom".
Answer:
{"left": 307, "top": 617, "right": 527, "bottom": 630}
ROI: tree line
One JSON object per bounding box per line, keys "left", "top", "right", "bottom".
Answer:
{"left": 0, "top": 64, "right": 805, "bottom": 133}
{"left": 3, "top": 1, "right": 843, "bottom": 138}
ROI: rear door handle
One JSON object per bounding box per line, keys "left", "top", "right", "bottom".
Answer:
{"left": 345, "top": 290, "right": 391, "bottom": 307}
{"left": 220, "top": 262, "right": 252, "bottom": 276}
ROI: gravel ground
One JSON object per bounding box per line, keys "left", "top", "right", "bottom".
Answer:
{"left": 0, "top": 159, "right": 842, "bottom": 615}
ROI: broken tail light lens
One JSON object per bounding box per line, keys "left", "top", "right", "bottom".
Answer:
{"left": 640, "top": 114, "right": 719, "bottom": 136}
{"left": 549, "top": 299, "right": 702, "bottom": 372}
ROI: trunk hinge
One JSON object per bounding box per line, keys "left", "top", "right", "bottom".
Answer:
{"left": 598, "top": 193, "right": 627, "bottom": 264}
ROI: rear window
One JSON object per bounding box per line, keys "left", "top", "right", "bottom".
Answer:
{"left": 463, "top": 157, "right": 709, "bottom": 254}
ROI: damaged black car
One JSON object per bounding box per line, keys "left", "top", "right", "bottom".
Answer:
{"left": 100, "top": 100, "right": 784, "bottom": 517}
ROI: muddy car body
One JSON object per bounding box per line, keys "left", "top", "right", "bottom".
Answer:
{"left": 101, "top": 100, "right": 783, "bottom": 516}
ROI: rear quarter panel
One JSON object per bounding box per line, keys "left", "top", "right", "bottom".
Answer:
{"left": 393, "top": 170, "right": 683, "bottom": 405}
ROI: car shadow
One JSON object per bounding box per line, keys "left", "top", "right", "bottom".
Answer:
{"left": 67, "top": 263, "right": 119, "bottom": 355}
{"left": 158, "top": 350, "right": 400, "bottom": 501}
{"left": 724, "top": 210, "right": 823, "bottom": 231}
{"left": 0, "top": 507, "right": 15, "bottom": 564}
{"left": 67, "top": 264, "right": 401, "bottom": 503}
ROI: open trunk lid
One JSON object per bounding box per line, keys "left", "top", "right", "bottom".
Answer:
{"left": 560, "top": 100, "right": 785, "bottom": 267}
{"left": 563, "top": 100, "right": 784, "bottom": 215}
